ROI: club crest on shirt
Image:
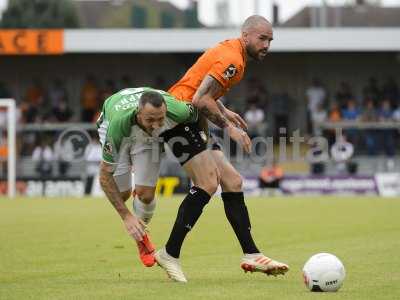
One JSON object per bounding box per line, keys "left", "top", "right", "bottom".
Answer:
{"left": 104, "top": 141, "right": 113, "bottom": 155}
{"left": 223, "top": 64, "right": 237, "bottom": 80}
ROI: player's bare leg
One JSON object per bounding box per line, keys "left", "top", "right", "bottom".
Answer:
{"left": 211, "top": 150, "right": 289, "bottom": 276}
{"left": 118, "top": 188, "right": 155, "bottom": 267}
{"left": 132, "top": 185, "right": 157, "bottom": 267}
{"left": 155, "top": 150, "right": 219, "bottom": 282}
{"left": 133, "top": 186, "right": 157, "bottom": 224}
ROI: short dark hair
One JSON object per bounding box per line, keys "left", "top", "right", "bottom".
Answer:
{"left": 139, "top": 91, "right": 166, "bottom": 109}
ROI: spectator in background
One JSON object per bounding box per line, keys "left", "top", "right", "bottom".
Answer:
{"left": 19, "top": 130, "right": 36, "bottom": 157}
{"left": 32, "top": 137, "right": 54, "bottom": 177}
{"left": 20, "top": 101, "right": 39, "bottom": 123}
{"left": 326, "top": 102, "right": 342, "bottom": 145}
{"left": 21, "top": 79, "right": 46, "bottom": 123}
{"left": 382, "top": 77, "right": 399, "bottom": 107}
{"left": 362, "top": 99, "right": 378, "bottom": 122}
{"left": 306, "top": 78, "right": 326, "bottom": 135}
{"left": 25, "top": 79, "right": 45, "bottom": 106}
{"left": 81, "top": 76, "right": 99, "bottom": 122}
{"left": 91, "top": 79, "right": 116, "bottom": 124}
{"left": 244, "top": 104, "right": 267, "bottom": 155}
{"left": 378, "top": 99, "right": 394, "bottom": 122}
{"left": 341, "top": 99, "right": 361, "bottom": 144}
{"left": 329, "top": 102, "right": 341, "bottom": 122}
{"left": 393, "top": 105, "right": 400, "bottom": 121}
{"left": 100, "top": 79, "right": 117, "bottom": 102}
{"left": 258, "top": 159, "right": 284, "bottom": 195}
{"left": 361, "top": 99, "right": 378, "bottom": 155}
{"left": 335, "top": 82, "right": 353, "bottom": 109}
{"left": 244, "top": 104, "right": 266, "bottom": 138}
{"left": 343, "top": 99, "right": 360, "bottom": 119}
{"left": 48, "top": 78, "right": 68, "bottom": 108}
{"left": 52, "top": 99, "right": 73, "bottom": 122}
{"left": 94, "top": 79, "right": 117, "bottom": 123}
{"left": 363, "top": 77, "right": 382, "bottom": 106}
{"left": 377, "top": 99, "right": 395, "bottom": 170}
{"left": 311, "top": 103, "right": 327, "bottom": 136}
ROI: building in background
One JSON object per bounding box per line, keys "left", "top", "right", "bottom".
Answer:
{"left": 281, "top": 0, "right": 400, "bottom": 27}
{"left": 76, "top": 0, "right": 202, "bottom": 28}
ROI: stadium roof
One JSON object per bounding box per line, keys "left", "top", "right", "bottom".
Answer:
{"left": 282, "top": 5, "right": 400, "bottom": 28}
{"left": 64, "top": 28, "right": 400, "bottom": 53}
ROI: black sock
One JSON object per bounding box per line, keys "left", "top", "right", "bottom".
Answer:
{"left": 165, "top": 186, "right": 211, "bottom": 258}
{"left": 221, "top": 192, "right": 259, "bottom": 254}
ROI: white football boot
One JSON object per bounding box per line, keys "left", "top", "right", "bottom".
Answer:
{"left": 241, "top": 253, "right": 289, "bottom": 276}
{"left": 155, "top": 248, "right": 187, "bottom": 283}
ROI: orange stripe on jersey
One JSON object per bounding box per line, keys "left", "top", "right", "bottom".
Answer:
{"left": 169, "top": 38, "right": 247, "bottom": 102}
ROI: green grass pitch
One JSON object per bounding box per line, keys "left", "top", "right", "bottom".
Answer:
{"left": 1, "top": 196, "right": 399, "bottom": 299}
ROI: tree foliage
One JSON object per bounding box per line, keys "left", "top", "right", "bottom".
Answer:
{"left": 0, "top": 0, "right": 80, "bottom": 28}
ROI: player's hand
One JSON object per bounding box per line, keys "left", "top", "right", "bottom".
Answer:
{"left": 227, "top": 125, "right": 252, "bottom": 154}
{"left": 123, "top": 214, "right": 146, "bottom": 242}
{"left": 223, "top": 108, "right": 248, "bottom": 130}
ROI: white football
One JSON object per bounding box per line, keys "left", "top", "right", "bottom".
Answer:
{"left": 302, "top": 253, "right": 346, "bottom": 292}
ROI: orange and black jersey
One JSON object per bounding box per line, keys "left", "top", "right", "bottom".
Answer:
{"left": 169, "top": 38, "right": 247, "bottom": 102}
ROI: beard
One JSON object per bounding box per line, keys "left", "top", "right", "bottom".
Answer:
{"left": 246, "top": 45, "right": 267, "bottom": 61}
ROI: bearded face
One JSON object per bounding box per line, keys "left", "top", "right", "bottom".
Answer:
{"left": 246, "top": 42, "right": 268, "bottom": 61}
{"left": 243, "top": 23, "right": 273, "bottom": 62}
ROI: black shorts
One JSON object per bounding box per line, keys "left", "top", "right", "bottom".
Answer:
{"left": 161, "top": 121, "right": 208, "bottom": 166}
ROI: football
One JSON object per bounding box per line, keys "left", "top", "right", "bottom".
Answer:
{"left": 302, "top": 253, "right": 346, "bottom": 292}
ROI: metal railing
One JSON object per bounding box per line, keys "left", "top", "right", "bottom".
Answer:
{"left": 316, "top": 121, "right": 400, "bottom": 130}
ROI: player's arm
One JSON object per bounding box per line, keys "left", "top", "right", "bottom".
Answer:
{"left": 193, "top": 75, "right": 230, "bottom": 128}
{"left": 193, "top": 75, "right": 252, "bottom": 153}
{"left": 216, "top": 99, "right": 248, "bottom": 130}
{"left": 99, "top": 160, "right": 145, "bottom": 242}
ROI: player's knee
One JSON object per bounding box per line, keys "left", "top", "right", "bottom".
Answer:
{"left": 201, "top": 182, "right": 218, "bottom": 196}
{"left": 135, "top": 187, "right": 155, "bottom": 204}
{"left": 231, "top": 172, "right": 243, "bottom": 191}
{"left": 197, "top": 169, "right": 219, "bottom": 196}
{"left": 120, "top": 189, "right": 132, "bottom": 202}
{"left": 225, "top": 171, "right": 243, "bottom": 192}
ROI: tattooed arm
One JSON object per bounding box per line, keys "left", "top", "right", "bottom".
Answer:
{"left": 99, "top": 161, "right": 145, "bottom": 241}
{"left": 193, "top": 75, "right": 252, "bottom": 153}
{"left": 216, "top": 99, "right": 248, "bottom": 130}
{"left": 192, "top": 75, "right": 230, "bottom": 128}
{"left": 216, "top": 99, "right": 227, "bottom": 115}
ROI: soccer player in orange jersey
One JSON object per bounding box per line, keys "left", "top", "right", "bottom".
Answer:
{"left": 154, "top": 16, "right": 289, "bottom": 282}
